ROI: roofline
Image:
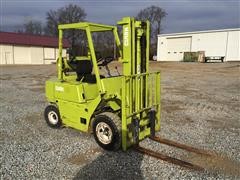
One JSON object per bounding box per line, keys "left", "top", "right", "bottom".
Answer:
{"left": 0, "top": 31, "right": 57, "bottom": 38}
{"left": 0, "top": 31, "right": 70, "bottom": 48}
{"left": 158, "top": 28, "right": 240, "bottom": 37}
{"left": 0, "top": 42, "right": 69, "bottom": 48}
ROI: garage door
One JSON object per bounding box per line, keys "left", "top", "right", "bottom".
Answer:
{"left": 0, "top": 45, "right": 14, "bottom": 64}
{"left": 31, "top": 47, "right": 44, "bottom": 64}
{"left": 14, "top": 46, "right": 31, "bottom": 64}
{"left": 166, "top": 37, "right": 192, "bottom": 61}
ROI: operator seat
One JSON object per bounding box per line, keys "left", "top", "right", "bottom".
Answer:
{"left": 71, "top": 60, "right": 104, "bottom": 83}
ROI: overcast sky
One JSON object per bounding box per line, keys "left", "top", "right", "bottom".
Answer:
{"left": 0, "top": 0, "right": 239, "bottom": 34}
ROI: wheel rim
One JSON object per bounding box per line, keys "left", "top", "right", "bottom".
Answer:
{"left": 48, "top": 111, "right": 58, "bottom": 125}
{"left": 96, "top": 122, "right": 113, "bottom": 145}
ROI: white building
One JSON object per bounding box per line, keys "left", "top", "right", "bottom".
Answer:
{"left": 0, "top": 32, "right": 69, "bottom": 65}
{"left": 157, "top": 28, "right": 240, "bottom": 62}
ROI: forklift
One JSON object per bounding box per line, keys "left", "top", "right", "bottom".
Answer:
{"left": 44, "top": 17, "right": 161, "bottom": 151}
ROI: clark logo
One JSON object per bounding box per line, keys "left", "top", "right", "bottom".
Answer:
{"left": 124, "top": 27, "right": 129, "bottom": 47}
{"left": 55, "top": 86, "right": 64, "bottom": 92}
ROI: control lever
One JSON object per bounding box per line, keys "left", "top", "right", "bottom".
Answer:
{"left": 105, "top": 65, "right": 111, "bottom": 77}
{"left": 99, "top": 65, "right": 111, "bottom": 77}
{"left": 115, "top": 66, "right": 120, "bottom": 76}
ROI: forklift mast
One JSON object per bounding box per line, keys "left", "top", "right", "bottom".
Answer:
{"left": 118, "top": 17, "right": 161, "bottom": 150}
{"left": 118, "top": 17, "right": 149, "bottom": 76}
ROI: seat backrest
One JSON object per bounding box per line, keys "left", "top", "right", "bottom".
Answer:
{"left": 76, "top": 60, "right": 93, "bottom": 75}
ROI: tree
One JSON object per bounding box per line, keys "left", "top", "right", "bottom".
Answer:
{"left": 136, "top": 5, "right": 167, "bottom": 58}
{"left": 17, "top": 20, "right": 43, "bottom": 35}
{"left": 45, "top": 4, "right": 87, "bottom": 48}
{"left": 92, "top": 31, "right": 115, "bottom": 58}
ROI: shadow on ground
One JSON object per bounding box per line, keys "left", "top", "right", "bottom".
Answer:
{"left": 73, "top": 150, "right": 144, "bottom": 180}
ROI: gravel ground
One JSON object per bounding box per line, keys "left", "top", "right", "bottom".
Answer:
{"left": 0, "top": 62, "right": 239, "bottom": 179}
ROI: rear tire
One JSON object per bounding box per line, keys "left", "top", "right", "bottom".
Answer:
{"left": 93, "top": 112, "right": 121, "bottom": 151}
{"left": 44, "top": 105, "right": 62, "bottom": 128}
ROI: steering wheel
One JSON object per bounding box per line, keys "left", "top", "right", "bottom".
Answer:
{"left": 98, "top": 56, "right": 114, "bottom": 66}
{"left": 97, "top": 57, "right": 105, "bottom": 63}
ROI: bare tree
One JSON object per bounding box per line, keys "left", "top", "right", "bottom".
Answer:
{"left": 136, "top": 5, "right": 167, "bottom": 58}
{"left": 92, "top": 31, "right": 115, "bottom": 58}
{"left": 17, "top": 20, "right": 43, "bottom": 35}
{"left": 45, "top": 4, "right": 87, "bottom": 48}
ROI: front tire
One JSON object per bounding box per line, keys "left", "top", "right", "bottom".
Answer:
{"left": 44, "top": 105, "right": 62, "bottom": 128}
{"left": 93, "top": 112, "right": 121, "bottom": 151}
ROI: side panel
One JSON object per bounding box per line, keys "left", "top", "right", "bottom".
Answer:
{"left": 58, "top": 96, "right": 101, "bottom": 132}
{"left": 101, "top": 76, "right": 122, "bottom": 97}
{"left": 54, "top": 82, "right": 86, "bottom": 103}
{"left": 45, "top": 80, "right": 56, "bottom": 102}
{"left": 46, "top": 80, "right": 92, "bottom": 103}
{"left": 45, "top": 79, "right": 101, "bottom": 132}
{"left": 102, "top": 76, "right": 123, "bottom": 111}
{"left": 82, "top": 83, "right": 99, "bottom": 100}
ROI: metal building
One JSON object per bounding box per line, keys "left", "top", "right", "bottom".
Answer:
{"left": 0, "top": 32, "right": 70, "bottom": 65}
{"left": 157, "top": 28, "right": 240, "bottom": 62}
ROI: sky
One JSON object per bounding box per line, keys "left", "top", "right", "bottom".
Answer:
{"left": 0, "top": 0, "right": 239, "bottom": 34}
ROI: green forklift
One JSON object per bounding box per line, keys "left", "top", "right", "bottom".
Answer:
{"left": 44, "top": 17, "right": 161, "bottom": 151}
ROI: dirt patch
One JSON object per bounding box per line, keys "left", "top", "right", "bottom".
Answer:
{"left": 222, "top": 64, "right": 240, "bottom": 69}
{"left": 24, "top": 113, "right": 44, "bottom": 130}
{"left": 29, "top": 86, "right": 45, "bottom": 92}
{"left": 206, "top": 119, "right": 240, "bottom": 134}
{"left": 187, "top": 152, "right": 240, "bottom": 177}
{"left": 164, "top": 105, "right": 185, "bottom": 113}
{"left": 25, "top": 113, "right": 41, "bottom": 119}
{"left": 165, "top": 86, "right": 199, "bottom": 96}
{"left": 67, "top": 147, "right": 103, "bottom": 165}
{"left": 0, "top": 131, "right": 7, "bottom": 142}
{"left": 68, "top": 153, "right": 90, "bottom": 165}
{"left": 0, "top": 75, "right": 12, "bottom": 80}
